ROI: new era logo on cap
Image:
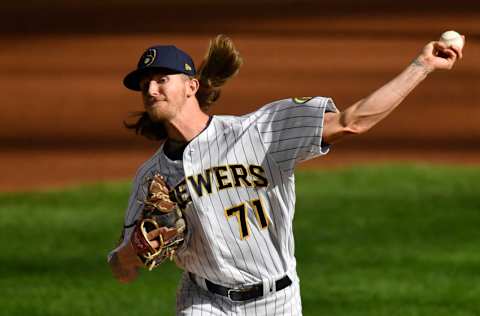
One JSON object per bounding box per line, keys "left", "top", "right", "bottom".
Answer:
{"left": 123, "top": 45, "right": 196, "bottom": 91}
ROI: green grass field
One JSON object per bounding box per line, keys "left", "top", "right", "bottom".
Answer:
{"left": 1, "top": 165, "right": 479, "bottom": 316}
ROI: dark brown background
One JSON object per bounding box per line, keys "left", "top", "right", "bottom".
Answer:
{"left": 1, "top": 1, "right": 479, "bottom": 191}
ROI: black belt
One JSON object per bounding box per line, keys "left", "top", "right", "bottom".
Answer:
{"left": 189, "top": 273, "right": 292, "bottom": 302}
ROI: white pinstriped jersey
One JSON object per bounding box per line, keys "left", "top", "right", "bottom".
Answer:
{"left": 110, "top": 96, "right": 337, "bottom": 288}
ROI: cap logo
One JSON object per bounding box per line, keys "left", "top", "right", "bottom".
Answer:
{"left": 184, "top": 63, "right": 192, "bottom": 72}
{"left": 142, "top": 48, "right": 157, "bottom": 67}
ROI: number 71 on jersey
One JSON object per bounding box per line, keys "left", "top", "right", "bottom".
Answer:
{"left": 224, "top": 198, "right": 269, "bottom": 239}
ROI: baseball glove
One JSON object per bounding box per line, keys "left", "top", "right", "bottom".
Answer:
{"left": 131, "top": 174, "right": 186, "bottom": 270}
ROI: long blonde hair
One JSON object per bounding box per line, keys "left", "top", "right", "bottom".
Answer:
{"left": 124, "top": 34, "right": 243, "bottom": 141}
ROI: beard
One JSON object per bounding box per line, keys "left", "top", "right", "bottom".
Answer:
{"left": 145, "top": 100, "right": 175, "bottom": 122}
{"left": 146, "top": 106, "right": 166, "bottom": 122}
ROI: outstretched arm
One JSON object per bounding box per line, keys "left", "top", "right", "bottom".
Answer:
{"left": 322, "top": 37, "right": 464, "bottom": 144}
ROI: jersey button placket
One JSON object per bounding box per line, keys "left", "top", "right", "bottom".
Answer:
{"left": 182, "top": 145, "right": 195, "bottom": 189}
{"left": 183, "top": 149, "right": 191, "bottom": 173}
{"left": 182, "top": 147, "right": 195, "bottom": 214}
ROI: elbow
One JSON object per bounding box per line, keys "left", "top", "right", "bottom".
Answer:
{"left": 323, "top": 116, "right": 366, "bottom": 144}
{"left": 339, "top": 112, "right": 370, "bottom": 136}
{"left": 342, "top": 122, "right": 369, "bottom": 136}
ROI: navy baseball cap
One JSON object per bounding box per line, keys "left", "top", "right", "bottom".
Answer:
{"left": 123, "top": 45, "right": 196, "bottom": 91}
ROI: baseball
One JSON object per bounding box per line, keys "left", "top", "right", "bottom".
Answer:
{"left": 439, "top": 30, "right": 464, "bottom": 49}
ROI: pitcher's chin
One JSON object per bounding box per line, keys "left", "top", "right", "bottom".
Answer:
{"left": 147, "top": 108, "right": 171, "bottom": 123}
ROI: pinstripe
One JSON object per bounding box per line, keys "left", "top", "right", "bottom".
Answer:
{"left": 189, "top": 211, "right": 217, "bottom": 283}
{"left": 183, "top": 141, "right": 218, "bottom": 282}
{"left": 192, "top": 134, "right": 240, "bottom": 283}
{"left": 290, "top": 285, "right": 294, "bottom": 315}
{"left": 223, "top": 121, "right": 273, "bottom": 276}
{"left": 248, "top": 125, "right": 290, "bottom": 269}
{"left": 231, "top": 120, "right": 282, "bottom": 281}
{"left": 269, "top": 144, "right": 324, "bottom": 154}
{"left": 256, "top": 103, "right": 322, "bottom": 115}
{"left": 273, "top": 291, "right": 278, "bottom": 315}
{"left": 214, "top": 121, "right": 263, "bottom": 279}
{"left": 273, "top": 280, "right": 278, "bottom": 316}
{"left": 275, "top": 156, "right": 298, "bottom": 164}
{"left": 205, "top": 122, "right": 249, "bottom": 284}
{"left": 261, "top": 120, "right": 318, "bottom": 139}
{"left": 256, "top": 114, "right": 324, "bottom": 124}
{"left": 240, "top": 120, "right": 284, "bottom": 274}
{"left": 259, "top": 121, "right": 295, "bottom": 263}
{"left": 183, "top": 150, "right": 210, "bottom": 279}
{"left": 259, "top": 125, "right": 320, "bottom": 134}
{"left": 262, "top": 135, "right": 318, "bottom": 144}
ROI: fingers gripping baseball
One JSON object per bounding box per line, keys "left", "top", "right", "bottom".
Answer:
{"left": 417, "top": 32, "right": 465, "bottom": 71}
{"left": 422, "top": 41, "right": 460, "bottom": 69}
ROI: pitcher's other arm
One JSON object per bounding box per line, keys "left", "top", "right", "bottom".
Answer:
{"left": 322, "top": 40, "right": 463, "bottom": 144}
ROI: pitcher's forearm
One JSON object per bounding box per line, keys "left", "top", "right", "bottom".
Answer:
{"left": 341, "top": 59, "right": 432, "bottom": 134}
{"left": 323, "top": 39, "right": 463, "bottom": 144}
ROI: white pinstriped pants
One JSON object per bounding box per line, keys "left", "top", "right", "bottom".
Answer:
{"left": 176, "top": 272, "right": 303, "bottom": 315}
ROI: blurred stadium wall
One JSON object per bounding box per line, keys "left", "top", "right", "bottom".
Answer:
{"left": 1, "top": 1, "right": 479, "bottom": 189}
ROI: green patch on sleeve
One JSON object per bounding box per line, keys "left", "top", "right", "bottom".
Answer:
{"left": 292, "top": 97, "right": 313, "bottom": 104}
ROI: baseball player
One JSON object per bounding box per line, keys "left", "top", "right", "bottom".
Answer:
{"left": 108, "top": 35, "right": 464, "bottom": 315}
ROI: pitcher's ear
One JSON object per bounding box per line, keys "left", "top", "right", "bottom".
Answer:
{"left": 186, "top": 77, "right": 200, "bottom": 97}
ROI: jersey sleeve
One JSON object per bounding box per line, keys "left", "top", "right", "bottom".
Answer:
{"left": 106, "top": 157, "right": 156, "bottom": 262}
{"left": 253, "top": 97, "right": 337, "bottom": 173}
